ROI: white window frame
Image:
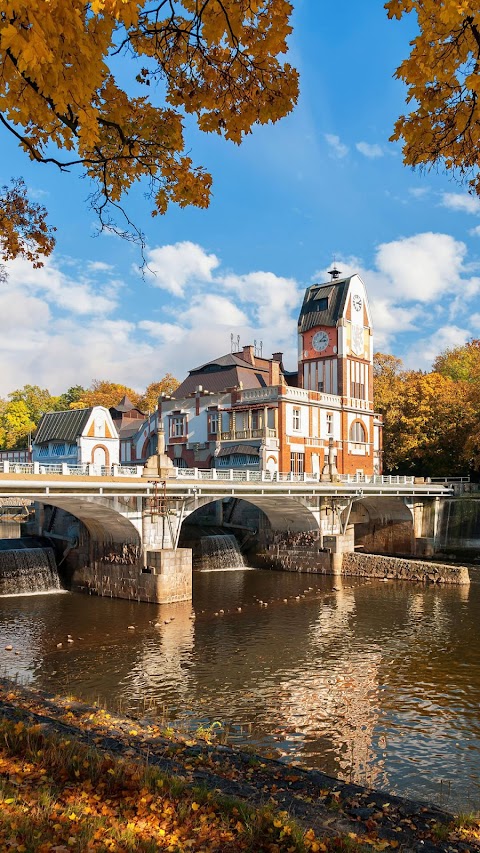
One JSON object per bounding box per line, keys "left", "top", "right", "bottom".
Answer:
{"left": 169, "top": 414, "right": 187, "bottom": 438}
{"left": 208, "top": 412, "right": 219, "bottom": 434}
{"left": 349, "top": 421, "right": 366, "bottom": 443}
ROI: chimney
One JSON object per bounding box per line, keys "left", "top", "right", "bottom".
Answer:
{"left": 269, "top": 359, "right": 280, "bottom": 385}
{"left": 241, "top": 344, "right": 255, "bottom": 365}
{"left": 272, "top": 352, "right": 283, "bottom": 363}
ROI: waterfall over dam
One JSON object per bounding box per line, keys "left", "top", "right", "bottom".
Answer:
{"left": 0, "top": 538, "right": 61, "bottom": 595}
{"left": 196, "top": 534, "right": 246, "bottom": 571}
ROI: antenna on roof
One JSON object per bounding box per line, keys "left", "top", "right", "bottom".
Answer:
{"left": 231, "top": 333, "right": 240, "bottom": 353}
{"left": 254, "top": 339, "right": 263, "bottom": 357}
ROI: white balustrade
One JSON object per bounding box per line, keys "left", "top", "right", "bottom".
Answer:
{"left": 0, "top": 461, "right": 430, "bottom": 487}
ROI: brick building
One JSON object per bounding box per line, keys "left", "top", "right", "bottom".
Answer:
{"left": 125, "top": 270, "right": 382, "bottom": 477}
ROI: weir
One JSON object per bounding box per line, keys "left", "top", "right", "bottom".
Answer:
{"left": 197, "top": 534, "right": 245, "bottom": 571}
{"left": 0, "top": 542, "right": 61, "bottom": 595}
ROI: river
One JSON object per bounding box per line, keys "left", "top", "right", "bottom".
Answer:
{"left": 1, "top": 568, "right": 479, "bottom": 813}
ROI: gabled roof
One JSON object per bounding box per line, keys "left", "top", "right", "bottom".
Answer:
{"left": 34, "top": 408, "right": 93, "bottom": 444}
{"left": 190, "top": 353, "right": 242, "bottom": 372}
{"left": 172, "top": 352, "right": 276, "bottom": 398}
{"left": 112, "top": 395, "right": 135, "bottom": 413}
{"left": 298, "top": 276, "right": 352, "bottom": 333}
{"left": 110, "top": 396, "right": 145, "bottom": 418}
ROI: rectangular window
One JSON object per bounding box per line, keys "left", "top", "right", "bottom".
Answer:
{"left": 303, "top": 359, "right": 338, "bottom": 394}
{"left": 293, "top": 408, "right": 301, "bottom": 430}
{"left": 326, "top": 413, "right": 333, "bottom": 435}
{"left": 169, "top": 414, "right": 186, "bottom": 438}
{"left": 350, "top": 361, "right": 366, "bottom": 399}
{"left": 290, "top": 451, "right": 305, "bottom": 474}
{"left": 208, "top": 412, "right": 219, "bottom": 434}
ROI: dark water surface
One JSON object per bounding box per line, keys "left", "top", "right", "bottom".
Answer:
{"left": 1, "top": 568, "right": 480, "bottom": 812}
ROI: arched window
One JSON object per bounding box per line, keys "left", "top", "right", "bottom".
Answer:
{"left": 349, "top": 421, "right": 366, "bottom": 443}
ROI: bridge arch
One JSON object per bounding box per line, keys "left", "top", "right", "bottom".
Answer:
{"left": 39, "top": 498, "right": 141, "bottom": 546}
{"left": 349, "top": 496, "right": 414, "bottom": 554}
{"left": 181, "top": 494, "right": 320, "bottom": 540}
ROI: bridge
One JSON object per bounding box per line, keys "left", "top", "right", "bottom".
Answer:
{"left": 0, "top": 466, "right": 452, "bottom": 604}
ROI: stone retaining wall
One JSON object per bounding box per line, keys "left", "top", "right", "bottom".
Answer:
{"left": 251, "top": 545, "right": 331, "bottom": 574}
{"left": 72, "top": 548, "right": 192, "bottom": 603}
{"left": 342, "top": 552, "right": 470, "bottom": 584}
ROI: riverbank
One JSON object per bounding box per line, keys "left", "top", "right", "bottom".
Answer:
{"left": 0, "top": 680, "right": 478, "bottom": 852}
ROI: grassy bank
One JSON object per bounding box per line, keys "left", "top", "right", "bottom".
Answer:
{"left": 0, "top": 682, "right": 479, "bottom": 852}
{"left": 0, "top": 716, "right": 321, "bottom": 853}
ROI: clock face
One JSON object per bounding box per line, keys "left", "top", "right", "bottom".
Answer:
{"left": 312, "top": 330, "right": 330, "bottom": 352}
{"left": 353, "top": 294, "right": 362, "bottom": 312}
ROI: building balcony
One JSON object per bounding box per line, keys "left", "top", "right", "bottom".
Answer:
{"left": 220, "top": 428, "right": 277, "bottom": 441}
{"left": 347, "top": 441, "right": 371, "bottom": 455}
{"left": 237, "top": 387, "right": 279, "bottom": 403}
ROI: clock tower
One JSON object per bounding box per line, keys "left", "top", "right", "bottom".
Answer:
{"left": 297, "top": 267, "right": 373, "bottom": 403}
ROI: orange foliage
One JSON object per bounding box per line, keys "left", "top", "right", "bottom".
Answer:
{"left": 0, "top": 178, "right": 55, "bottom": 267}
{"left": 0, "top": 2, "right": 298, "bottom": 239}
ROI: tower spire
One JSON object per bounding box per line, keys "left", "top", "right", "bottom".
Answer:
{"left": 328, "top": 257, "right": 341, "bottom": 281}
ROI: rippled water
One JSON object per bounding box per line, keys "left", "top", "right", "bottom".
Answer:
{"left": 1, "top": 568, "right": 479, "bottom": 812}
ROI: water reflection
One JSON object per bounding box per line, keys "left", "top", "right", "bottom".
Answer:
{"left": 0, "top": 570, "right": 479, "bottom": 811}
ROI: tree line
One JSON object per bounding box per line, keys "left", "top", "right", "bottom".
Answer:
{"left": 0, "top": 376, "right": 179, "bottom": 450}
{"left": 374, "top": 341, "right": 480, "bottom": 477}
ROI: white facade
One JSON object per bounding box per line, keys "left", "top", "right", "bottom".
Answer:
{"left": 33, "top": 407, "right": 119, "bottom": 468}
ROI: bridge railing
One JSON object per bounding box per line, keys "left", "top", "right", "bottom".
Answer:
{"left": 0, "top": 461, "right": 144, "bottom": 477}
{"left": 171, "top": 469, "right": 417, "bottom": 485}
{"left": 0, "top": 460, "right": 427, "bottom": 487}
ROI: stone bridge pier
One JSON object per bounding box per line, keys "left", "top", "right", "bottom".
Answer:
{"left": 35, "top": 495, "right": 193, "bottom": 604}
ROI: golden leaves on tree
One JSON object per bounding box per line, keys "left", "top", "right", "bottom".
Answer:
{"left": 0, "top": 1, "right": 298, "bottom": 240}
{"left": 0, "top": 178, "right": 55, "bottom": 267}
{"left": 386, "top": 1, "right": 480, "bottom": 194}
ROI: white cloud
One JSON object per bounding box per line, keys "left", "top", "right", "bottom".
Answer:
{"left": 374, "top": 232, "right": 465, "bottom": 302}
{"left": 356, "top": 141, "right": 383, "bottom": 158}
{"left": 87, "top": 260, "right": 114, "bottom": 272}
{"left": 222, "top": 271, "right": 300, "bottom": 332}
{"left": 138, "top": 321, "right": 183, "bottom": 343}
{"left": 469, "top": 224, "right": 480, "bottom": 236}
{"left": 324, "top": 133, "right": 349, "bottom": 158}
{"left": 183, "top": 294, "right": 248, "bottom": 328}
{"left": 403, "top": 325, "right": 471, "bottom": 370}
{"left": 0, "top": 246, "right": 302, "bottom": 396}
{"left": 409, "top": 187, "right": 430, "bottom": 198}
{"left": 441, "top": 193, "right": 480, "bottom": 215}
{"left": 5, "top": 256, "right": 118, "bottom": 315}
{"left": 143, "top": 241, "right": 220, "bottom": 296}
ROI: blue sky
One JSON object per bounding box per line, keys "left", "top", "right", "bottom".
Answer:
{"left": 2, "top": 1, "right": 480, "bottom": 397}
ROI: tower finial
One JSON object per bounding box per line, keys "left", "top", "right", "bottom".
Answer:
{"left": 328, "top": 257, "right": 341, "bottom": 281}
